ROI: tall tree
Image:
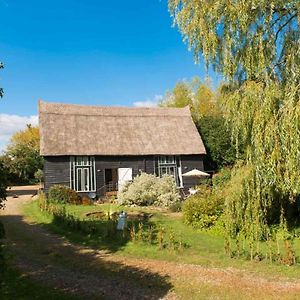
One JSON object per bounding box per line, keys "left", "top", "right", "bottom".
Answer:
{"left": 4, "top": 125, "right": 43, "bottom": 183}
{"left": 168, "top": 1, "right": 300, "bottom": 248}
{"left": 160, "top": 77, "right": 220, "bottom": 118}
{"left": 160, "top": 78, "right": 236, "bottom": 169}
{"left": 160, "top": 81, "right": 193, "bottom": 108}
{"left": 168, "top": 1, "right": 300, "bottom": 84}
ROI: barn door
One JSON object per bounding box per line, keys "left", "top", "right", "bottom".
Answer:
{"left": 118, "top": 168, "right": 132, "bottom": 190}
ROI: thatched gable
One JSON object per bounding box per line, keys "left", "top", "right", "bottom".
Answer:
{"left": 39, "top": 101, "right": 206, "bottom": 156}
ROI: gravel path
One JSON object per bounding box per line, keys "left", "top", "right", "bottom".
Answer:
{"left": 1, "top": 186, "right": 300, "bottom": 300}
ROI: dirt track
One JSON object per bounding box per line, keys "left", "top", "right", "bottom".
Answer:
{"left": 1, "top": 186, "right": 300, "bottom": 300}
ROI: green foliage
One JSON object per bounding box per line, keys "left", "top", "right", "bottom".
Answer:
{"left": 160, "top": 77, "right": 221, "bottom": 119}
{"left": 212, "top": 167, "right": 232, "bottom": 190}
{"left": 160, "top": 77, "right": 236, "bottom": 169}
{"left": 160, "top": 81, "right": 193, "bottom": 108}
{"left": 27, "top": 199, "right": 300, "bottom": 272}
{"left": 34, "top": 169, "right": 43, "bottom": 184}
{"left": 197, "top": 116, "right": 237, "bottom": 168}
{"left": 0, "top": 159, "right": 8, "bottom": 209}
{"left": 168, "top": 1, "right": 300, "bottom": 84}
{"left": 37, "top": 191, "right": 48, "bottom": 211}
{"left": 182, "top": 188, "right": 224, "bottom": 229}
{"left": 3, "top": 125, "right": 43, "bottom": 183}
{"left": 168, "top": 0, "right": 300, "bottom": 263}
{"left": 118, "top": 173, "right": 180, "bottom": 207}
{"left": 38, "top": 195, "right": 188, "bottom": 253}
{"left": 48, "top": 185, "right": 80, "bottom": 205}
{"left": 169, "top": 201, "right": 182, "bottom": 212}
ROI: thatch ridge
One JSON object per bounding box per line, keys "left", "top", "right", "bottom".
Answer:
{"left": 39, "top": 101, "right": 191, "bottom": 117}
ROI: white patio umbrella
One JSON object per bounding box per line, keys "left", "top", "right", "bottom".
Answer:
{"left": 182, "top": 168, "right": 210, "bottom": 177}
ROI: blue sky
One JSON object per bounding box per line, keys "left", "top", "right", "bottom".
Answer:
{"left": 0, "top": 0, "right": 219, "bottom": 151}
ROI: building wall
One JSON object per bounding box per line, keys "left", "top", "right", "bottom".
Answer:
{"left": 94, "top": 155, "right": 155, "bottom": 196}
{"left": 43, "top": 156, "right": 70, "bottom": 192}
{"left": 43, "top": 154, "right": 205, "bottom": 196}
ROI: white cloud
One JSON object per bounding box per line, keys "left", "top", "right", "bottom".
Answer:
{"left": 0, "top": 114, "right": 38, "bottom": 153}
{"left": 133, "top": 94, "right": 163, "bottom": 108}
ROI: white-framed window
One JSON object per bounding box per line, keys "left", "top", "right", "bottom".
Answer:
{"left": 156, "top": 155, "right": 183, "bottom": 188}
{"left": 70, "top": 156, "right": 96, "bottom": 192}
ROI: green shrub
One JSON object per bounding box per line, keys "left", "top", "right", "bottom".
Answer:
{"left": 169, "top": 201, "right": 182, "bottom": 212}
{"left": 34, "top": 169, "right": 43, "bottom": 185}
{"left": 118, "top": 173, "right": 157, "bottom": 206}
{"left": 48, "top": 185, "right": 80, "bottom": 204}
{"left": 155, "top": 175, "right": 181, "bottom": 207}
{"left": 212, "top": 167, "right": 232, "bottom": 189}
{"left": 182, "top": 191, "right": 224, "bottom": 229}
{"left": 118, "top": 173, "right": 180, "bottom": 207}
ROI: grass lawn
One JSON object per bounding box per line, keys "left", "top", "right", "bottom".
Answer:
{"left": 1, "top": 267, "right": 79, "bottom": 300}
{"left": 24, "top": 200, "right": 300, "bottom": 279}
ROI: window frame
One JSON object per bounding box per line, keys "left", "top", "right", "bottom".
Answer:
{"left": 156, "top": 155, "right": 183, "bottom": 188}
{"left": 70, "top": 156, "right": 96, "bottom": 192}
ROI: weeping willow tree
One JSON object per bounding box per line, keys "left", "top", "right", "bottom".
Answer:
{"left": 168, "top": 0, "right": 300, "bottom": 258}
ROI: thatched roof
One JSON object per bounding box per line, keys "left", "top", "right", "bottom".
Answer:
{"left": 39, "top": 101, "right": 206, "bottom": 156}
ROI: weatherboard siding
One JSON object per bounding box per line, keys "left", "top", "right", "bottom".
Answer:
{"left": 43, "top": 155, "right": 204, "bottom": 196}
{"left": 43, "top": 156, "right": 70, "bottom": 192}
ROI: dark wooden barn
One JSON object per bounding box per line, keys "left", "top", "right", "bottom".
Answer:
{"left": 39, "top": 101, "right": 207, "bottom": 198}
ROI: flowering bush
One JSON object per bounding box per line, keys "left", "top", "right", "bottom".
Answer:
{"left": 155, "top": 175, "right": 181, "bottom": 207}
{"left": 118, "top": 173, "right": 180, "bottom": 207}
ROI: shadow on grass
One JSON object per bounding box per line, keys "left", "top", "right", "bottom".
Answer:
{"left": 1, "top": 214, "right": 173, "bottom": 300}
{"left": 1, "top": 267, "right": 80, "bottom": 300}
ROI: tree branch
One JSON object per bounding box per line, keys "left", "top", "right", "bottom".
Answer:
{"left": 275, "top": 12, "right": 298, "bottom": 42}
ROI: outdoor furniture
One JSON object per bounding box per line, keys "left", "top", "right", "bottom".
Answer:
{"left": 182, "top": 169, "right": 210, "bottom": 178}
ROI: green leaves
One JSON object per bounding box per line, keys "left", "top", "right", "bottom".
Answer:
{"left": 169, "top": 0, "right": 300, "bottom": 83}
{"left": 168, "top": 0, "right": 300, "bottom": 251}
{"left": 2, "top": 125, "right": 43, "bottom": 183}
{"left": 160, "top": 77, "right": 236, "bottom": 168}
{"left": 197, "top": 116, "right": 237, "bottom": 168}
